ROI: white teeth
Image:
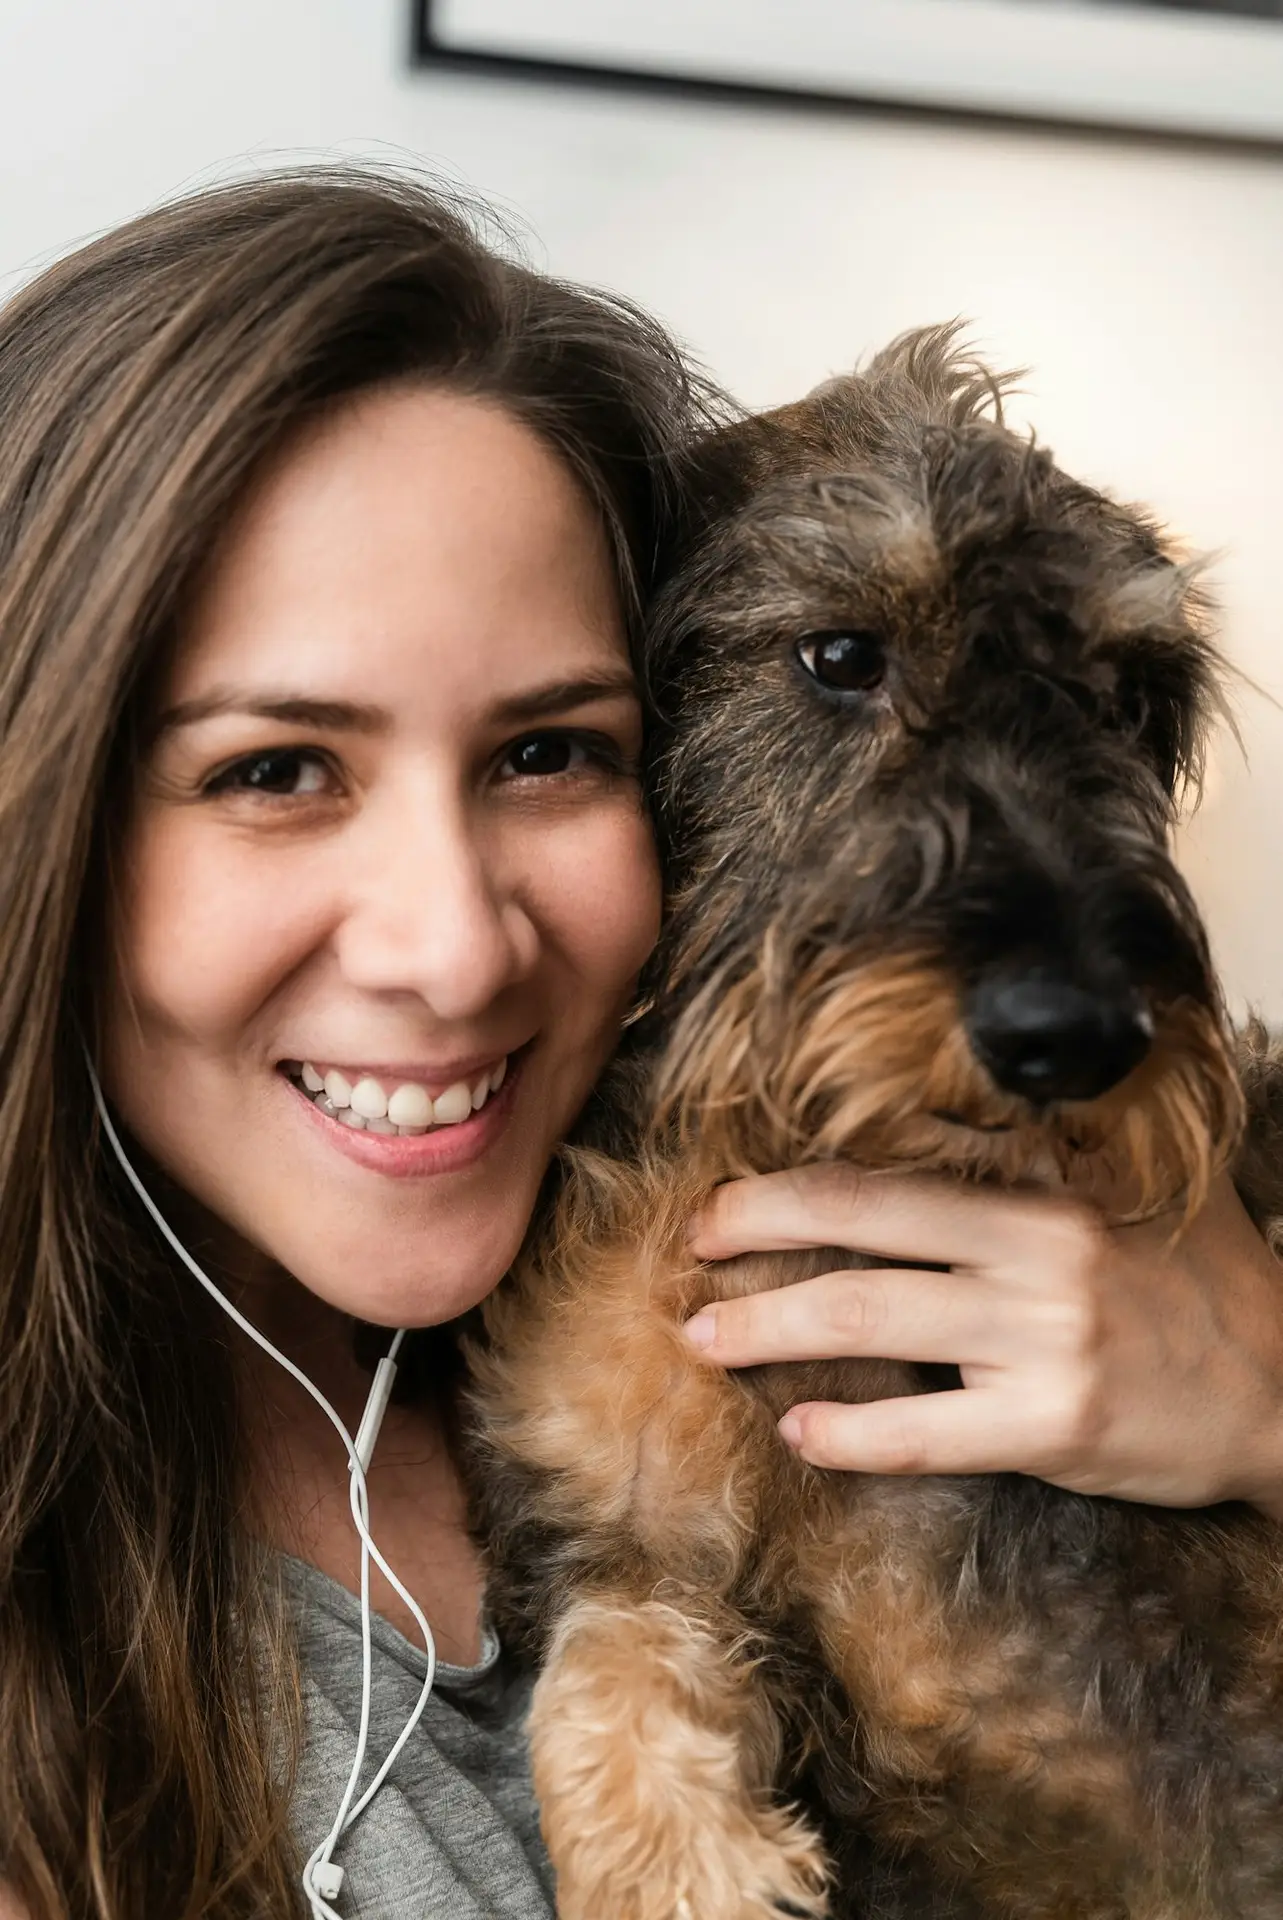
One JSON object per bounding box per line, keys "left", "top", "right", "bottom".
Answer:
{"left": 387, "top": 1082, "right": 433, "bottom": 1129}
{"left": 324, "top": 1069, "right": 352, "bottom": 1110}
{"left": 397, "top": 1124, "right": 429, "bottom": 1137}
{"left": 300, "top": 1055, "right": 510, "bottom": 1134}
{"left": 432, "top": 1080, "right": 473, "bottom": 1127}
{"left": 349, "top": 1076, "right": 389, "bottom": 1121}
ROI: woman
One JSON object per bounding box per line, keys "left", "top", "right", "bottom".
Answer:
{"left": 0, "top": 168, "right": 1280, "bottom": 1920}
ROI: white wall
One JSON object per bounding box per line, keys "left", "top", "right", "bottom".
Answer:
{"left": 2, "top": 0, "right": 1282, "bottom": 1013}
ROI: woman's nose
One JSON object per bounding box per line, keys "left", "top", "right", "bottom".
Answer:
{"left": 336, "top": 795, "right": 540, "bottom": 1022}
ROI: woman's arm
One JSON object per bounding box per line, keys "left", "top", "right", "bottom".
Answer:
{"left": 684, "top": 1169, "right": 1283, "bottom": 1519}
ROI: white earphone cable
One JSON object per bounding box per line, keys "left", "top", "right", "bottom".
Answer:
{"left": 84, "top": 1058, "right": 437, "bottom": 1916}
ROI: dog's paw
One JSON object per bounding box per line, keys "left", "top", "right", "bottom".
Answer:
{"left": 669, "top": 1797, "right": 830, "bottom": 1920}
{"left": 556, "top": 1798, "right": 828, "bottom": 1920}
{"left": 739, "top": 1800, "right": 830, "bottom": 1919}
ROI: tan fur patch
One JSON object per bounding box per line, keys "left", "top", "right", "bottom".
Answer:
{"left": 475, "top": 1158, "right": 788, "bottom": 1583}
{"left": 656, "top": 944, "right": 1243, "bottom": 1225}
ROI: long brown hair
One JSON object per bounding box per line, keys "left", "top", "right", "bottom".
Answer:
{"left": 0, "top": 167, "right": 714, "bottom": 1918}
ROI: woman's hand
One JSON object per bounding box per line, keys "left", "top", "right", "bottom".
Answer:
{"left": 684, "top": 1167, "right": 1283, "bottom": 1519}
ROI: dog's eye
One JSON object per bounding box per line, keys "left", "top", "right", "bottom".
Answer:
{"left": 796, "top": 630, "right": 887, "bottom": 695}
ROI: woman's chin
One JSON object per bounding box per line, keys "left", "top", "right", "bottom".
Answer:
{"left": 285, "top": 1220, "right": 527, "bottom": 1330}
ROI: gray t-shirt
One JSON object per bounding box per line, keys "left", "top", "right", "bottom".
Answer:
{"left": 285, "top": 1556, "right": 554, "bottom": 1919}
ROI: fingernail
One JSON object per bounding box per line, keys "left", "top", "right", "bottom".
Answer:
{"left": 683, "top": 1311, "right": 716, "bottom": 1350}
{"left": 778, "top": 1413, "right": 804, "bottom": 1448}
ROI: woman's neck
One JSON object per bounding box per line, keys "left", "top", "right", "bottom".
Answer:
{"left": 236, "top": 1277, "right": 485, "bottom": 1664}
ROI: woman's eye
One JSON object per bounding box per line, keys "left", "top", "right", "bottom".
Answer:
{"left": 796, "top": 630, "right": 887, "bottom": 695}
{"left": 500, "top": 733, "right": 592, "bottom": 780}
{"left": 206, "top": 749, "right": 333, "bottom": 797}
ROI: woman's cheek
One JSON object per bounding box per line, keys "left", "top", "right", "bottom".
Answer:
{"left": 110, "top": 817, "right": 317, "bottom": 1043}
{"left": 553, "top": 802, "right": 662, "bottom": 996}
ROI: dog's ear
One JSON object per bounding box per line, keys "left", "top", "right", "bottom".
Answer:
{"left": 1104, "top": 558, "right": 1223, "bottom": 797}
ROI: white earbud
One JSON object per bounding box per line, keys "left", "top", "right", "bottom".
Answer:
{"left": 84, "top": 1054, "right": 437, "bottom": 1917}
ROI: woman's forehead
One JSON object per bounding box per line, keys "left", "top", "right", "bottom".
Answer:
{"left": 161, "top": 385, "right": 630, "bottom": 718}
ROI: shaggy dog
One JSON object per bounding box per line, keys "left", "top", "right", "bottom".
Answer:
{"left": 467, "top": 328, "right": 1283, "bottom": 1920}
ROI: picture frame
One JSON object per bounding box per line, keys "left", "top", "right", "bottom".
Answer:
{"left": 416, "top": 0, "right": 1283, "bottom": 150}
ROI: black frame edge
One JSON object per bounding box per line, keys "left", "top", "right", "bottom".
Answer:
{"left": 412, "top": 0, "right": 1283, "bottom": 160}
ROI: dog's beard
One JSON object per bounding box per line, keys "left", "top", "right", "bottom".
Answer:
{"left": 652, "top": 940, "right": 1244, "bottom": 1226}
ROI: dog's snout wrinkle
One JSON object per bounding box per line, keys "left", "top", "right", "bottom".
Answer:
{"left": 964, "top": 970, "right": 1154, "bottom": 1106}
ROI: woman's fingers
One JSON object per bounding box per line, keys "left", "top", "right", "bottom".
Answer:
{"left": 689, "top": 1163, "right": 1093, "bottom": 1273}
{"left": 684, "top": 1267, "right": 993, "bottom": 1368}
{"left": 777, "top": 1388, "right": 1073, "bottom": 1480}
{"left": 680, "top": 1162, "right": 1283, "bottom": 1511}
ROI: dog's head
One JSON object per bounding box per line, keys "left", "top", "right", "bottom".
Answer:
{"left": 645, "top": 326, "right": 1241, "bottom": 1216}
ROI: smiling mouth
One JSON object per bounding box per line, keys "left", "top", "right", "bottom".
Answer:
{"left": 279, "top": 1055, "right": 510, "bottom": 1135}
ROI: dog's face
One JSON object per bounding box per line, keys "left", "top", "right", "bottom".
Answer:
{"left": 647, "top": 329, "right": 1242, "bottom": 1215}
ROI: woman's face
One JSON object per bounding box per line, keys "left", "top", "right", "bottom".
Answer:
{"left": 103, "top": 386, "right": 661, "bottom": 1326}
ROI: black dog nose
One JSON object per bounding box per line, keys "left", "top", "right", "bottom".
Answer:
{"left": 963, "top": 972, "right": 1154, "bottom": 1104}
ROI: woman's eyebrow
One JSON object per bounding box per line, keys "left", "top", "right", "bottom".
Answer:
{"left": 153, "top": 671, "right": 638, "bottom": 740}
{"left": 153, "top": 691, "right": 389, "bottom": 737}
{"left": 490, "top": 672, "right": 639, "bottom": 724}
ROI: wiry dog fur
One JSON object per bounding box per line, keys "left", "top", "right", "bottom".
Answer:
{"left": 466, "top": 328, "right": 1283, "bottom": 1919}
